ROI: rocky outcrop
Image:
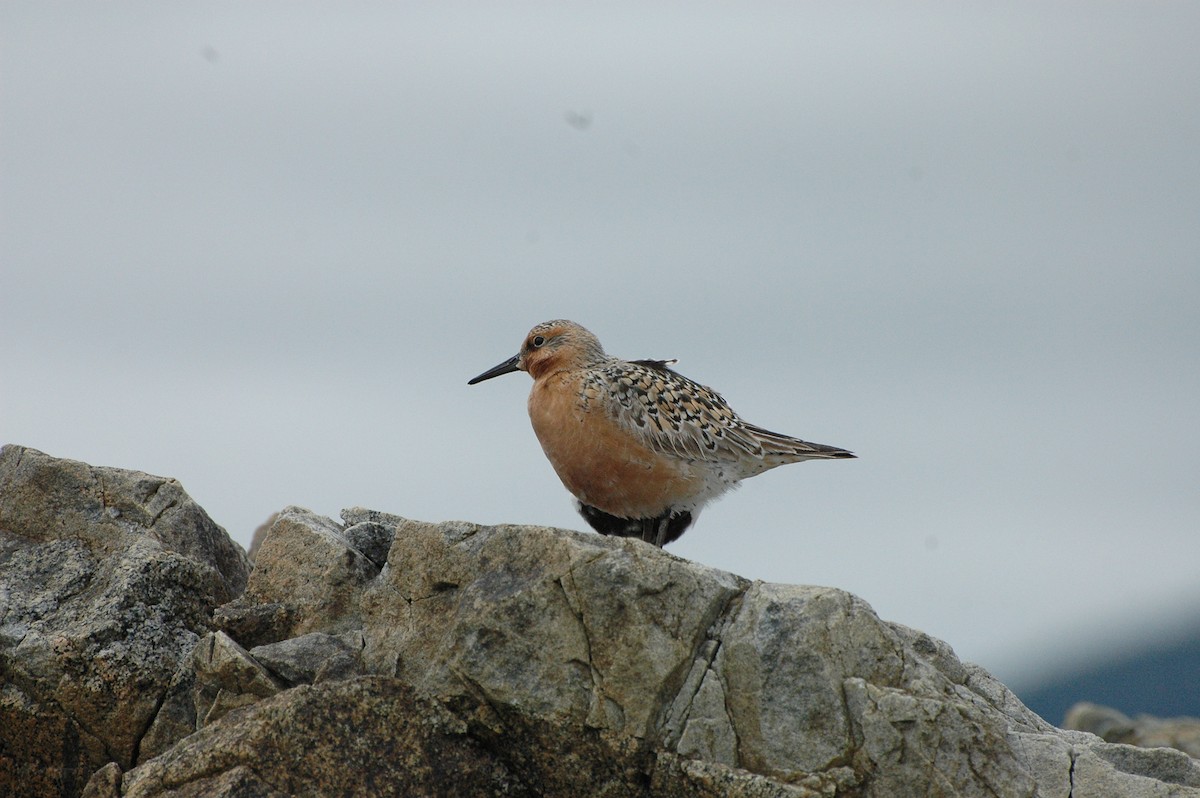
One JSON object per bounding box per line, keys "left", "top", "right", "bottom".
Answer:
{"left": 1066, "top": 702, "right": 1200, "bottom": 759}
{"left": 2, "top": 445, "right": 1198, "bottom": 797}
{"left": 0, "top": 445, "right": 250, "bottom": 797}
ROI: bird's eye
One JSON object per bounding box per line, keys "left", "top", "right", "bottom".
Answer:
{"left": 532, "top": 335, "right": 546, "bottom": 348}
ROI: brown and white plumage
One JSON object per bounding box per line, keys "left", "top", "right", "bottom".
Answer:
{"left": 469, "top": 320, "right": 854, "bottom": 546}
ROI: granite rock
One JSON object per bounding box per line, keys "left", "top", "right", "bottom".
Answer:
{"left": 4, "top": 446, "right": 1199, "bottom": 797}
{"left": 0, "top": 445, "right": 251, "bottom": 796}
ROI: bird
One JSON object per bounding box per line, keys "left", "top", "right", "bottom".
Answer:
{"left": 468, "top": 320, "right": 854, "bottom": 547}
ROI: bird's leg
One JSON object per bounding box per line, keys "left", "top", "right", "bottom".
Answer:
{"left": 652, "top": 516, "right": 670, "bottom": 548}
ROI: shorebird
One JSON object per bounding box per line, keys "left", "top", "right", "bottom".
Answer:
{"left": 468, "top": 320, "right": 854, "bottom": 547}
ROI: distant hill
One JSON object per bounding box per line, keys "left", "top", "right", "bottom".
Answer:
{"left": 1016, "top": 628, "right": 1200, "bottom": 726}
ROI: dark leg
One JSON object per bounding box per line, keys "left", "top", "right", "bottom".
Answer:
{"left": 576, "top": 502, "right": 695, "bottom": 548}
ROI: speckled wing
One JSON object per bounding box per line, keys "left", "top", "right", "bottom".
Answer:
{"left": 586, "top": 358, "right": 767, "bottom": 462}
{"left": 587, "top": 358, "right": 855, "bottom": 466}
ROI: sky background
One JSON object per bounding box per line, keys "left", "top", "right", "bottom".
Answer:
{"left": 3, "top": 3, "right": 1198, "bottom": 711}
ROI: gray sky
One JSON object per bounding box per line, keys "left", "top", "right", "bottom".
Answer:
{"left": 3, "top": 3, "right": 1198, "bottom": 696}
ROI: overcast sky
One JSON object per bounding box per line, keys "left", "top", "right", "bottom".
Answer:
{"left": 3, "top": 3, "right": 1198, "bottom": 701}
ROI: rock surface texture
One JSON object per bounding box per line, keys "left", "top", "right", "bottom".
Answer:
{"left": 0, "top": 445, "right": 250, "bottom": 797}
{"left": 1, "top": 445, "right": 1197, "bottom": 797}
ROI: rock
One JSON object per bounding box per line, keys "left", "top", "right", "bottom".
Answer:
{"left": 1071, "top": 741, "right": 1200, "bottom": 795}
{"left": 5, "top": 447, "right": 1200, "bottom": 797}
{"left": 116, "top": 676, "right": 623, "bottom": 798}
{"left": 1066, "top": 701, "right": 1200, "bottom": 758}
{"left": 191, "top": 630, "right": 285, "bottom": 726}
{"left": 339, "top": 507, "right": 396, "bottom": 568}
{"left": 212, "top": 507, "right": 378, "bottom": 647}
{"left": 0, "top": 444, "right": 248, "bottom": 599}
{"left": 79, "top": 762, "right": 121, "bottom": 798}
{"left": 0, "top": 445, "right": 251, "bottom": 796}
{"left": 250, "top": 630, "right": 365, "bottom": 684}
{"left": 205, "top": 508, "right": 1200, "bottom": 797}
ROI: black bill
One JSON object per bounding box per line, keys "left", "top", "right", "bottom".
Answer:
{"left": 468, "top": 354, "right": 521, "bottom": 385}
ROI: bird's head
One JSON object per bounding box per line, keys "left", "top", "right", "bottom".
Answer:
{"left": 468, "top": 320, "right": 606, "bottom": 384}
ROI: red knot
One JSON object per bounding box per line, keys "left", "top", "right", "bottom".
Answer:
{"left": 469, "top": 320, "right": 854, "bottom": 546}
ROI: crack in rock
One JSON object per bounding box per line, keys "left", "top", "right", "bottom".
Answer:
{"left": 660, "top": 582, "right": 747, "bottom": 760}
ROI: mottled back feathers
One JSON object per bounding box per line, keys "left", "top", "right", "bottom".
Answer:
{"left": 583, "top": 357, "right": 850, "bottom": 469}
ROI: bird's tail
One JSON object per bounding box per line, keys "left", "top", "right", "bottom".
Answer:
{"left": 743, "top": 423, "right": 856, "bottom": 465}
